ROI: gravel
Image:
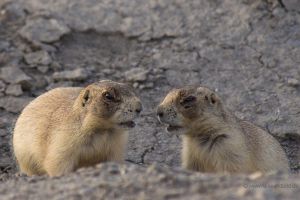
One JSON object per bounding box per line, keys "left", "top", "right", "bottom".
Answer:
{"left": 52, "top": 68, "right": 89, "bottom": 81}
{"left": 19, "top": 17, "right": 70, "bottom": 43}
{"left": 0, "top": 66, "right": 31, "bottom": 87}
{"left": 5, "top": 84, "right": 23, "bottom": 96}
{"left": 0, "top": 0, "right": 299, "bottom": 199}
{"left": 24, "top": 50, "right": 52, "bottom": 66}
{"left": 0, "top": 96, "right": 33, "bottom": 113}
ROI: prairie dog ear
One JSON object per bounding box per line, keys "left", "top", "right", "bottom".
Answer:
{"left": 82, "top": 89, "right": 90, "bottom": 107}
{"left": 210, "top": 93, "right": 220, "bottom": 105}
{"left": 197, "top": 87, "right": 221, "bottom": 105}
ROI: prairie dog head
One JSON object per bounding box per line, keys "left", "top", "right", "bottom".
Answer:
{"left": 77, "top": 80, "right": 142, "bottom": 131}
{"left": 157, "top": 86, "right": 224, "bottom": 134}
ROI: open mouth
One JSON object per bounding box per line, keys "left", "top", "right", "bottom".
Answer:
{"left": 118, "top": 121, "right": 136, "bottom": 128}
{"left": 167, "top": 125, "right": 183, "bottom": 132}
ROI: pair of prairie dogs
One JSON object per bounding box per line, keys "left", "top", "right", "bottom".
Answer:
{"left": 13, "top": 80, "right": 289, "bottom": 176}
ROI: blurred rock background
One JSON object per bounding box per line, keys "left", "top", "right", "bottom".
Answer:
{"left": 0, "top": 0, "right": 299, "bottom": 199}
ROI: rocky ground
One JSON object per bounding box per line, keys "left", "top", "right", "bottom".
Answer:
{"left": 0, "top": 0, "right": 299, "bottom": 199}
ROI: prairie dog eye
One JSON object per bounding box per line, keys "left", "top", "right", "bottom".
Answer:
{"left": 103, "top": 92, "right": 115, "bottom": 101}
{"left": 82, "top": 89, "right": 90, "bottom": 107}
{"left": 180, "top": 95, "right": 196, "bottom": 108}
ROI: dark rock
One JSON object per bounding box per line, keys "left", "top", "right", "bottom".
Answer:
{"left": 24, "top": 50, "right": 52, "bottom": 66}
{"left": 0, "top": 157, "right": 12, "bottom": 170}
{"left": 52, "top": 68, "right": 88, "bottom": 81}
{"left": 0, "top": 96, "right": 33, "bottom": 113}
{"left": 46, "top": 81, "right": 74, "bottom": 91}
{"left": 5, "top": 84, "right": 23, "bottom": 96}
{"left": 0, "top": 66, "right": 32, "bottom": 88}
{"left": 19, "top": 18, "right": 70, "bottom": 43}
{"left": 0, "top": 129, "right": 7, "bottom": 137}
{"left": 0, "top": 118, "right": 9, "bottom": 128}
{"left": 31, "top": 75, "right": 48, "bottom": 90}
{"left": 0, "top": 80, "right": 6, "bottom": 92}
{"left": 124, "top": 68, "right": 148, "bottom": 82}
{"left": 0, "top": 41, "right": 10, "bottom": 52}
{"left": 0, "top": 53, "right": 9, "bottom": 65}
{"left": 282, "top": 0, "right": 300, "bottom": 11}
{"left": 37, "top": 66, "right": 49, "bottom": 73}
{"left": 287, "top": 78, "right": 299, "bottom": 87}
{"left": 139, "top": 82, "right": 154, "bottom": 89}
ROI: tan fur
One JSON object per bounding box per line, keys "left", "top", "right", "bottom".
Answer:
{"left": 157, "top": 86, "right": 289, "bottom": 173}
{"left": 13, "top": 80, "right": 142, "bottom": 176}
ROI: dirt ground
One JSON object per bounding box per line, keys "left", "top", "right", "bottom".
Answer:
{"left": 0, "top": 0, "right": 299, "bottom": 199}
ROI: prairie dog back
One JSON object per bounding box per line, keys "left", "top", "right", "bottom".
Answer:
{"left": 157, "top": 86, "right": 289, "bottom": 173}
{"left": 13, "top": 80, "right": 142, "bottom": 176}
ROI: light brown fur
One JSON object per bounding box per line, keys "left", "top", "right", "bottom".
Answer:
{"left": 157, "top": 86, "right": 289, "bottom": 173}
{"left": 13, "top": 80, "right": 142, "bottom": 176}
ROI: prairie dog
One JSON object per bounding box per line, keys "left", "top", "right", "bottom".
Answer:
{"left": 13, "top": 80, "right": 142, "bottom": 176}
{"left": 157, "top": 86, "right": 289, "bottom": 173}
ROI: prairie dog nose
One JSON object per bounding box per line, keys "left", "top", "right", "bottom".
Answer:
{"left": 135, "top": 101, "right": 142, "bottom": 114}
{"left": 157, "top": 106, "right": 164, "bottom": 118}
